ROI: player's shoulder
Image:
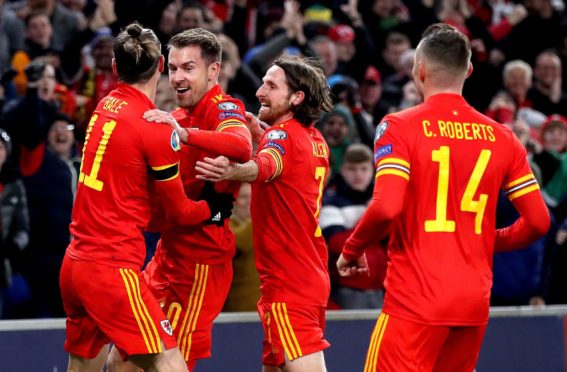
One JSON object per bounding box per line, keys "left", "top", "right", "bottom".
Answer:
{"left": 171, "top": 107, "right": 187, "bottom": 120}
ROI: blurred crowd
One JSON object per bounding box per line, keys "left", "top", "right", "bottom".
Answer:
{"left": 0, "top": 0, "right": 565, "bottom": 319}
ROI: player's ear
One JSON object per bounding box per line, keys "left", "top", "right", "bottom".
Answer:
{"left": 158, "top": 55, "right": 165, "bottom": 73}
{"left": 466, "top": 62, "right": 473, "bottom": 79}
{"left": 209, "top": 61, "right": 220, "bottom": 82}
{"left": 291, "top": 91, "right": 305, "bottom": 106}
{"left": 111, "top": 58, "right": 117, "bottom": 76}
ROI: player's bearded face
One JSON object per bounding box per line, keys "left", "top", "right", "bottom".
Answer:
{"left": 168, "top": 45, "right": 210, "bottom": 109}
{"left": 256, "top": 66, "right": 294, "bottom": 125}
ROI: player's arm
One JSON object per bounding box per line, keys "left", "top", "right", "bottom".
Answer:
{"left": 184, "top": 124, "right": 252, "bottom": 163}
{"left": 494, "top": 176, "right": 550, "bottom": 252}
{"left": 150, "top": 162, "right": 211, "bottom": 225}
{"left": 195, "top": 129, "right": 287, "bottom": 183}
{"left": 337, "top": 172, "right": 407, "bottom": 276}
{"left": 144, "top": 108, "right": 253, "bottom": 162}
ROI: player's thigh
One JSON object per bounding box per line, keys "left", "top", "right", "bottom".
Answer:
{"left": 60, "top": 256, "right": 111, "bottom": 359}
{"left": 364, "top": 312, "right": 449, "bottom": 372}
{"left": 76, "top": 263, "right": 176, "bottom": 358}
{"left": 258, "top": 301, "right": 330, "bottom": 368}
{"left": 432, "top": 325, "right": 486, "bottom": 372}
{"left": 163, "top": 261, "right": 233, "bottom": 361}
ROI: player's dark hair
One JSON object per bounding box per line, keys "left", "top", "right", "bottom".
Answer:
{"left": 113, "top": 23, "right": 161, "bottom": 84}
{"left": 168, "top": 28, "right": 222, "bottom": 65}
{"left": 419, "top": 23, "right": 471, "bottom": 74}
{"left": 343, "top": 143, "right": 373, "bottom": 164}
{"left": 273, "top": 56, "right": 333, "bottom": 127}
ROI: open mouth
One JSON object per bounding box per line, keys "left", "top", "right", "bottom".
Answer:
{"left": 176, "top": 87, "right": 190, "bottom": 95}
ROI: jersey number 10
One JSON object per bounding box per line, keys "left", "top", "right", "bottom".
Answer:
{"left": 425, "top": 146, "right": 491, "bottom": 235}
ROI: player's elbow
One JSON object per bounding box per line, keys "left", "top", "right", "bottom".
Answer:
{"left": 236, "top": 139, "right": 253, "bottom": 162}
{"left": 531, "top": 209, "right": 551, "bottom": 238}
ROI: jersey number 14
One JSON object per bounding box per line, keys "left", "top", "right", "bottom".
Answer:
{"left": 425, "top": 146, "right": 491, "bottom": 235}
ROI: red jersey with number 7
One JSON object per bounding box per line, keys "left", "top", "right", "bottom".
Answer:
{"left": 373, "top": 93, "right": 539, "bottom": 325}
{"left": 67, "top": 83, "right": 194, "bottom": 269}
{"left": 251, "top": 118, "right": 331, "bottom": 307}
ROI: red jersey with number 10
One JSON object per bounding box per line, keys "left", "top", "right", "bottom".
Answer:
{"left": 68, "top": 83, "right": 184, "bottom": 269}
{"left": 374, "top": 93, "right": 539, "bottom": 325}
{"left": 160, "top": 85, "right": 249, "bottom": 265}
{"left": 252, "top": 119, "right": 331, "bottom": 307}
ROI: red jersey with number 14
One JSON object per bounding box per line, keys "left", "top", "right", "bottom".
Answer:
{"left": 68, "top": 83, "right": 184, "bottom": 269}
{"left": 252, "top": 118, "right": 330, "bottom": 307}
{"left": 374, "top": 93, "right": 539, "bottom": 325}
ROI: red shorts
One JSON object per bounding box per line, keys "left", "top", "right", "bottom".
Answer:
{"left": 257, "top": 300, "right": 330, "bottom": 367}
{"left": 364, "top": 312, "right": 486, "bottom": 372}
{"left": 145, "top": 258, "right": 232, "bottom": 363}
{"left": 59, "top": 254, "right": 176, "bottom": 359}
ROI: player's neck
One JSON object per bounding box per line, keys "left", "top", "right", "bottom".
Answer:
{"left": 422, "top": 86, "right": 463, "bottom": 101}
{"left": 131, "top": 80, "right": 158, "bottom": 103}
{"left": 272, "top": 112, "right": 294, "bottom": 126}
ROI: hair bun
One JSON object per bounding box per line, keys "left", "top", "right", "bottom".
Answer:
{"left": 126, "top": 23, "right": 143, "bottom": 38}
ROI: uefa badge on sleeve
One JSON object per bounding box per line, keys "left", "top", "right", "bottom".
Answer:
{"left": 170, "top": 131, "right": 181, "bottom": 151}
{"left": 375, "top": 122, "right": 388, "bottom": 142}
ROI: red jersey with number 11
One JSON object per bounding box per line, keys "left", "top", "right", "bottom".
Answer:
{"left": 252, "top": 118, "right": 330, "bottom": 307}
{"left": 68, "top": 83, "right": 192, "bottom": 269}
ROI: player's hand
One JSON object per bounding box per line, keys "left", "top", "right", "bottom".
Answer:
{"left": 143, "top": 109, "right": 189, "bottom": 143}
{"left": 245, "top": 112, "right": 269, "bottom": 144}
{"left": 199, "top": 181, "right": 235, "bottom": 226}
{"left": 195, "top": 156, "right": 236, "bottom": 182}
{"left": 336, "top": 253, "right": 369, "bottom": 277}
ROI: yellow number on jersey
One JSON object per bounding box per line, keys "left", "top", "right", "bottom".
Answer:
{"left": 425, "top": 146, "right": 491, "bottom": 234}
{"left": 78, "top": 114, "right": 117, "bottom": 191}
{"left": 313, "top": 166, "right": 326, "bottom": 237}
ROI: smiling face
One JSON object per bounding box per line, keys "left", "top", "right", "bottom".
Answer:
{"left": 168, "top": 45, "right": 217, "bottom": 109}
{"left": 255, "top": 65, "right": 295, "bottom": 125}
{"left": 48, "top": 120, "right": 74, "bottom": 157}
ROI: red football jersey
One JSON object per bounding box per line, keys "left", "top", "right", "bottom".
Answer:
{"left": 252, "top": 118, "right": 331, "bottom": 307}
{"left": 159, "top": 84, "right": 249, "bottom": 266}
{"left": 67, "top": 83, "right": 195, "bottom": 268}
{"left": 370, "top": 94, "right": 539, "bottom": 325}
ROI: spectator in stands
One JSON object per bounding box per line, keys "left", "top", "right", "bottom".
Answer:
{"left": 321, "top": 143, "right": 387, "bottom": 309}
{"left": 491, "top": 118, "right": 550, "bottom": 307}
{"left": 532, "top": 115, "right": 567, "bottom": 208}
{"left": 19, "top": 114, "right": 78, "bottom": 318}
{"left": 10, "top": 0, "right": 82, "bottom": 52}
{"left": 219, "top": 33, "right": 261, "bottom": 112}
{"left": 0, "top": 129, "right": 29, "bottom": 319}
{"left": 358, "top": 65, "right": 388, "bottom": 125}
{"left": 311, "top": 36, "right": 338, "bottom": 77}
{"left": 318, "top": 104, "right": 354, "bottom": 175}
{"left": 224, "top": 182, "right": 261, "bottom": 312}
{"left": 2, "top": 60, "right": 60, "bottom": 174}
{"left": 381, "top": 47, "right": 415, "bottom": 109}
{"left": 377, "top": 32, "right": 412, "bottom": 80}
{"left": 527, "top": 50, "right": 567, "bottom": 116}
{"left": 0, "top": 0, "right": 24, "bottom": 74}
{"left": 328, "top": 21, "right": 374, "bottom": 82}
{"left": 72, "top": 33, "right": 116, "bottom": 143}
{"left": 502, "top": 59, "right": 533, "bottom": 109}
